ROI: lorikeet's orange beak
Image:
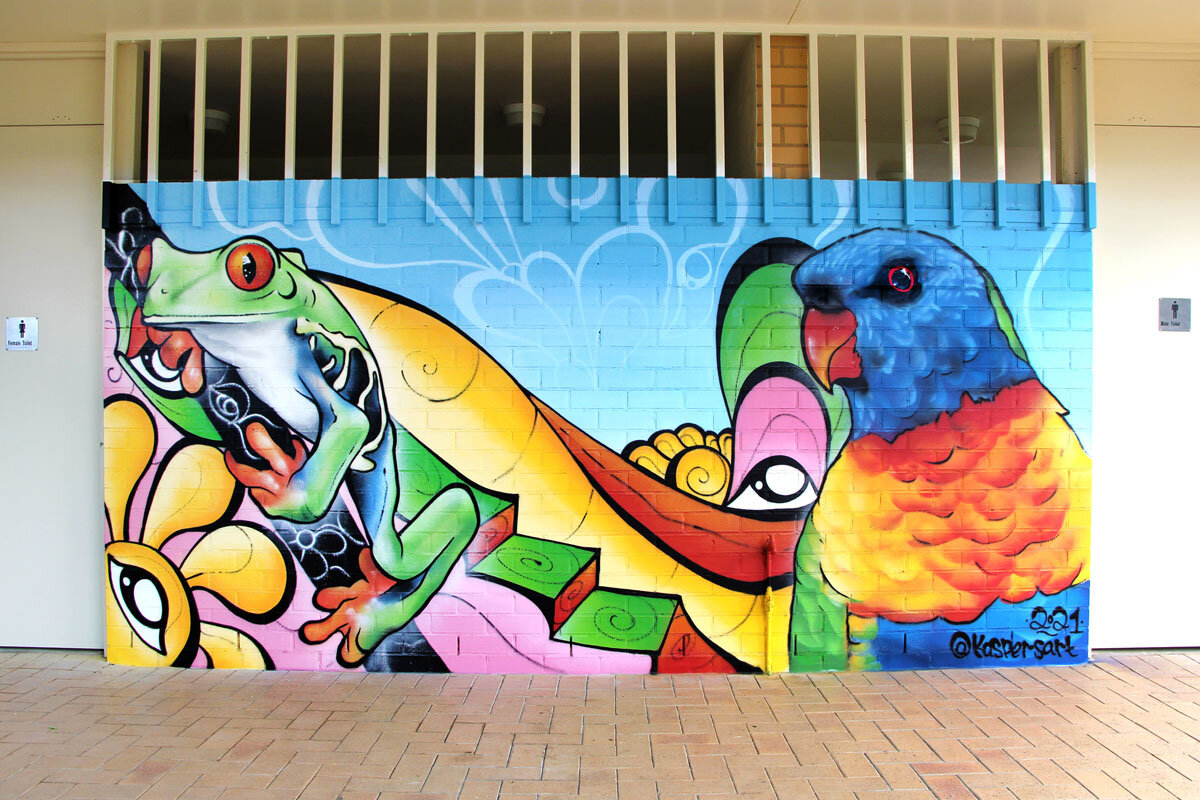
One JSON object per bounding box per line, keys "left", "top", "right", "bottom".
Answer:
{"left": 802, "top": 307, "right": 862, "bottom": 391}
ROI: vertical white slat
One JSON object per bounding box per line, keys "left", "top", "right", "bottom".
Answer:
{"left": 379, "top": 35, "right": 390, "bottom": 179}
{"left": 426, "top": 34, "right": 438, "bottom": 178}
{"left": 331, "top": 33, "right": 344, "bottom": 179}
{"left": 761, "top": 32, "right": 773, "bottom": 179}
{"left": 102, "top": 37, "right": 117, "bottom": 182}
{"left": 855, "top": 34, "right": 867, "bottom": 180}
{"left": 901, "top": 35, "right": 914, "bottom": 180}
{"left": 474, "top": 34, "right": 485, "bottom": 177}
{"left": 948, "top": 37, "right": 962, "bottom": 182}
{"left": 193, "top": 38, "right": 207, "bottom": 181}
{"left": 714, "top": 32, "right": 725, "bottom": 178}
{"left": 993, "top": 38, "right": 1007, "bottom": 181}
{"left": 570, "top": 30, "right": 580, "bottom": 176}
{"left": 284, "top": 35, "right": 297, "bottom": 181}
{"left": 238, "top": 36, "right": 251, "bottom": 182}
{"left": 146, "top": 39, "right": 161, "bottom": 182}
{"left": 1082, "top": 38, "right": 1096, "bottom": 184}
{"left": 666, "top": 32, "right": 677, "bottom": 177}
{"left": 1038, "top": 38, "right": 1052, "bottom": 182}
{"left": 619, "top": 31, "right": 629, "bottom": 176}
{"left": 523, "top": 30, "right": 533, "bottom": 176}
{"left": 806, "top": 33, "right": 817, "bottom": 179}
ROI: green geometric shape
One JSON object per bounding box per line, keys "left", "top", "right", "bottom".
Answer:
{"left": 554, "top": 590, "right": 678, "bottom": 653}
{"left": 469, "top": 534, "right": 595, "bottom": 599}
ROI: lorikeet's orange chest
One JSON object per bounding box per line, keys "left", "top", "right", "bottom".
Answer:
{"left": 816, "top": 379, "right": 1090, "bottom": 624}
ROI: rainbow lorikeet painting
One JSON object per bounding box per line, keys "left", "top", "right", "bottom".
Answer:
{"left": 718, "top": 230, "right": 1089, "bottom": 671}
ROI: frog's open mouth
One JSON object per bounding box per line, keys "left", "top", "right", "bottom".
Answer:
{"left": 124, "top": 305, "right": 206, "bottom": 397}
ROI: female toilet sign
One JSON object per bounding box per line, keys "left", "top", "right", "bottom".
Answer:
{"left": 5, "top": 317, "right": 38, "bottom": 351}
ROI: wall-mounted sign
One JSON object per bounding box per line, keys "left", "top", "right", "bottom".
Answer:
{"left": 1159, "top": 298, "right": 1191, "bottom": 332}
{"left": 5, "top": 317, "right": 38, "bottom": 350}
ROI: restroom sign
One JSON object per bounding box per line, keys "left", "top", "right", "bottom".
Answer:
{"left": 1159, "top": 298, "right": 1191, "bottom": 332}
{"left": 6, "top": 317, "right": 38, "bottom": 350}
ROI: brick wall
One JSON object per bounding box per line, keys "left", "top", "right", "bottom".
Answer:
{"left": 757, "top": 36, "right": 811, "bottom": 179}
{"left": 101, "top": 175, "right": 1091, "bottom": 673}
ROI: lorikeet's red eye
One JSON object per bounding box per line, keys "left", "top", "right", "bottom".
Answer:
{"left": 887, "top": 264, "right": 916, "bottom": 293}
{"left": 225, "top": 243, "right": 275, "bottom": 291}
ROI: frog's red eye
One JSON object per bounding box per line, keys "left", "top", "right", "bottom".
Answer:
{"left": 135, "top": 245, "right": 153, "bottom": 288}
{"left": 226, "top": 243, "right": 275, "bottom": 291}
{"left": 887, "top": 264, "right": 916, "bottom": 293}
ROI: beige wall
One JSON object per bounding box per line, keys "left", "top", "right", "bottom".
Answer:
{"left": 0, "top": 51, "right": 105, "bottom": 647}
{"left": 1090, "top": 50, "right": 1200, "bottom": 647}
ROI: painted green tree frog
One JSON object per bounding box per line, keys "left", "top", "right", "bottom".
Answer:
{"left": 109, "top": 235, "right": 501, "bottom": 663}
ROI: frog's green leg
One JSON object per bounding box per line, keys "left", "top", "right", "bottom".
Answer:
{"left": 301, "top": 484, "right": 480, "bottom": 666}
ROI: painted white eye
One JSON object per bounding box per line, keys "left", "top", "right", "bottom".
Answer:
{"left": 727, "top": 457, "right": 817, "bottom": 513}
{"left": 108, "top": 557, "right": 168, "bottom": 654}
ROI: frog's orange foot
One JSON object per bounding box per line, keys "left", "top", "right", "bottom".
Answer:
{"left": 224, "top": 422, "right": 308, "bottom": 511}
{"left": 300, "top": 548, "right": 398, "bottom": 667}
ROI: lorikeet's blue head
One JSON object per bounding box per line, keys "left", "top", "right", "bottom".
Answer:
{"left": 793, "top": 228, "right": 1036, "bottom": 442}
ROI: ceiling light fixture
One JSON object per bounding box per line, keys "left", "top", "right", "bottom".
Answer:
{"left": 937, "top": 115, "right": 981, "bottom": 144}
{"left": 503, "top": 102, "right": 546, "bottom": 127}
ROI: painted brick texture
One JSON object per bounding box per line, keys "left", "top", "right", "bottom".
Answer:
{"left": 101, "top": 176, "right": 1091, "bottom": 674}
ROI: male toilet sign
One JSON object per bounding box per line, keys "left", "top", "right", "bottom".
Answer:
{"left": 6, "top": 317, "right": 38, "bottom": 350}
{"left": 1159, "top": 298, "right": 1191, "bottom": 332}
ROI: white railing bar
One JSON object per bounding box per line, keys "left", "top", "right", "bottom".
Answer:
{"left": 714, "top": 32, "right": 725, "bottom": 178}
{"left": 761, "top": 32, "right": 773, "bottom": 179}
{"left": 331, "top": 33, "right": 344, "bottom": 179}
{"left": 379, "top": 35, "right": 390, "bottom": 179}
{"left": 106, "top": 24, "right": 1094, "bottom": 44}
{"left": 283, "top": 35, "right": 297, "bottom": 181}
{"left": 192, "top": 38, "right": 207, "bottom": 181}
{"left": 570, "top": 30, "right": 580, "bottom": 176}
{"left": 474, "top": 33, "right": 485, "bottom": 177}
{"left": 238, "top": 36, "right": 251, "bottom": 182}
{"left": 1082, "top": 39, "right": 1096, "bottom": 184}
{"left": 666, "top": 33, "right": 677, "bottom": 177}
{"left": 807, "top": 33, "right": 818, "bottom": 180}
{"left": 855, "top": 33, "right": 867, "bottom": 180}
{"left": 619, "top": 31, "right": 629, "bottom": 176}
{"left": 146, "top": 39, "right": 161, "bottom": 182}
{"left": 522, "top": 30, "right": 533, "bottom": 176}
{"left": 948, "top": 37, "right": 962, "bottom": 182}
{"left": 901, "top": 35, "right": 914, "bottom": 181}
{"left": 102, "top": 37, "right": 116, "bottom": 181}
{"left": 1038, "top": 38, "right": 1052, "bottom": 182}
{"left": 426, "top": 33, "right": 437, "bottom": 178}
{"left": 993, "top": 38, "right": 1007, "bottom": 182}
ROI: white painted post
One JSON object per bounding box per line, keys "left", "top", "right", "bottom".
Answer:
{"left": 379, "top": 34, "right": 391, "bottom": 179}
{"left": 855, "top": 33, "right": 867, "bottom": 181}
{"left": 474, "top": 33, "right": 484, "bottom": 177}
{"left": 146, "top": 39, "right": 161, "bottom": 183}
{"left": 619, "top": 31, "right": 629, "bottom": 177}
{"left": 523, "top": 30, "right": 532, "bottom": 177}
{"left": 993, "top": 38, "right": 1007, "bottom": 182}
{"left": 192, "top": 39, "right": 207, "bottom": 182}
{"left": 806, "top": 33, "right": 817, "bottom": 180}
{"left": 331, "top": 33, "right": 344, "bottom": 179}
{"left": 948, "top": 37, "right": 962, "bottom": 182}
{"left": 762, "top": 32, "right": 773, "bottom": 179}
{"left": 284, "top": 35, "right": 297, "bottom": 182}
{"left": 102, "top": 37, "right": 116, "bottom": 182}
{"left": 1038, "top": 38, "right": 1052, "bottom": 183}
{"left": 570, "top": 30, "right": 580, "bottom": 177}
{"left": 238, "top": 36, "right": 251, "bottom": 183}
{"left": 714, "top": 32, "right": 725, "bottom": 179}
{"left": 666, "top": 32, "right": 677, "bottom": 178}
{"left": 426, "top": 34, "right": 438, "bottom": 178}
{"left": 901, "top": 36, "right": 914, "bottom": 181}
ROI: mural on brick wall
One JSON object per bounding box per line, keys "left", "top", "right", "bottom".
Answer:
{"left": 102, "top": 177, "right": 1091, "bottom": 673}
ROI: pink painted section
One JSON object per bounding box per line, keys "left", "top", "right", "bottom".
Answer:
{"left": 731, "top": 376, "right": 829, "bottom": 491}
{"left": 416, "top": 565, "right": 652, "bottom": 675}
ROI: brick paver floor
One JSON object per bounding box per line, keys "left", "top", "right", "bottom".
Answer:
{"left": 0, "top": 649, "right": 1197, "bottom": 799}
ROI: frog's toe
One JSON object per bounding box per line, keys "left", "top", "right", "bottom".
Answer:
{"left": 300, "top": 548, "right": 399, "bottom": 667}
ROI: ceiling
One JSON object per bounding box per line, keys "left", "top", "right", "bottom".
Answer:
{"left": 3, "top": 0, "right": 1200, "bottom": 44}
